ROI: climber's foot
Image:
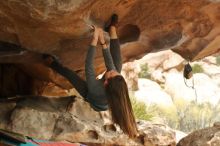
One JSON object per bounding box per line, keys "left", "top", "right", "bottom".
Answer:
{"left": 104, "top": 14, "right": 118, "bottom": 32}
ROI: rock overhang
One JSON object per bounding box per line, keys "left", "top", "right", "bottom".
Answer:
{"left": 0, "top": 0, "right": 220, "bottom": 93}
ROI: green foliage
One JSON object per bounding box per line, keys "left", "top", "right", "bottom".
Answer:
{"left": 135, "top": 95, "right": 220, "bottom": 133}
{"left": 175, "top": 101, "right": 214, "bottom": 132}
{"left": 216, "top": 56, "right": 220, "bottom": 66}
{"left": 156, "top": 105, "right": 179, "bottom": 129}
{"left": 192, "top": 64, "right": 204, "bottom": 73}
{"left": 157, "top": 98, "right": 220, "bottom": 133}
{"left": 138, "top": 64, "right": 151, "bottom": 79}
{"left": 130, "top": 97, "right": 155, "bottom": 121}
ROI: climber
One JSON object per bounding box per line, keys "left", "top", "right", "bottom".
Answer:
{"left": 43, "top": 14, "right": 138, "bottom": 138}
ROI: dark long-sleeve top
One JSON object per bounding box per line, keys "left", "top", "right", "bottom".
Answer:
{"left": 85, "top": 45, "right": 118, "bottom": 111}
{"left": 49, "top": 40, "right": 121, "bottom": 111}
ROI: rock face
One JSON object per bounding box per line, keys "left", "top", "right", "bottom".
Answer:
{"left": 121, "top": 61, "right": 140, "bottom": 90}
{"left": 1, "top": 0, "right": 220, "bottom": 95}
{"left": 0, "top": 95, "right": 176, "bottom": 146}
{"left": 177, "top": 122, "right": 220, "bottom": 146}
{"left": 135, "top": 78, "right": 174, "bottom": 107}
{"left": 0, "top": 0, "right": 220, "bottom": 145}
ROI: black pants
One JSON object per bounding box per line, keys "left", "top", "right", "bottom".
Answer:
{"left": 50, "top": 39, "right": 121, "bottom": 98}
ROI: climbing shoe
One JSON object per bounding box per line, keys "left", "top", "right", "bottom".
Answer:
{"left": 104, "top": 14, "right": 118, "bottom": 32}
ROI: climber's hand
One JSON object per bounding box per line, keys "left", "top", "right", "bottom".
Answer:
{"left": 99, "top": 29, "right": 105, "bottom": 44}
{"left": 91, "top": 26, "right": 99, "bottom": 46}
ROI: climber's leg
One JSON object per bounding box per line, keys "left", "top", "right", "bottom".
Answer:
{"left": 107, "top": 14, "right": 122, "bottom": 73}
{"left": 43, "top": 55, "right": 88, "bottom": 98}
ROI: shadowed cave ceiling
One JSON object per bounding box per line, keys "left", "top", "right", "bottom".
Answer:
{"left": 0, "top": 0, "right": 220, "bottom": 95}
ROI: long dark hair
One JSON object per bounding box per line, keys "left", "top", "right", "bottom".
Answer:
{"left": 105, "top": 75, "right": 138, "bottom": 138}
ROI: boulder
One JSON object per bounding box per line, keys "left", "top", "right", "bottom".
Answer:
{"left": 0, "top": 95, "right": 176, "bottom": 146}
{"left": 121, "top": 61, "right": 140, "bottom": 90}
{"left": 177, "top": 122, "right": 220, "bottom": 146}
{"left": 135, "top": 78, "right": 174, "bottom": 107}
{"left": 164, "top": 72, "right": 220, "bottom": 106}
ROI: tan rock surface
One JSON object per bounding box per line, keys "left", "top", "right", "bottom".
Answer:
{"left": 0, "top": 0, "right": 220, "bottom": 93}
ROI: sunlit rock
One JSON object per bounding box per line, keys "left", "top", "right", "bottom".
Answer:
{"left": 164, "top": 72, "right": 220, "bottom": 106}
{"left": 135, "top": 78, "right": 174, "bottom": 107}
